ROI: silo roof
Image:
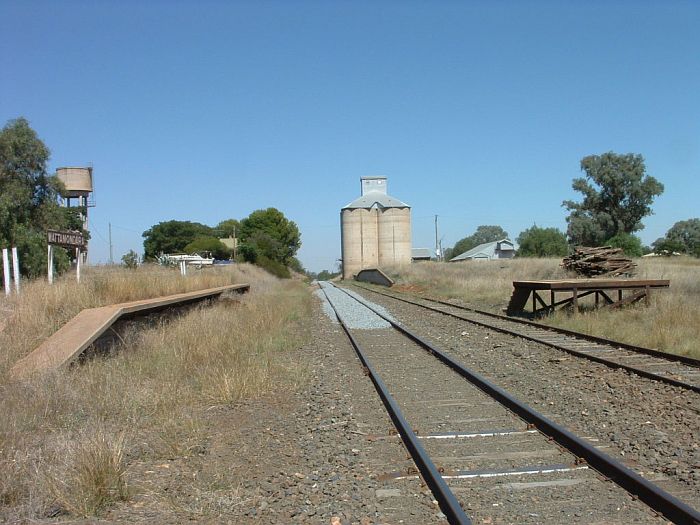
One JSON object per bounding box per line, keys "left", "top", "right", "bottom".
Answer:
{"left": 342, "top": 191, "right": 410, "bottom": 209}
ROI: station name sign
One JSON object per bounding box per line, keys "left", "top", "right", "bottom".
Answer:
{"left": 47, "top": 229, "right": 85, "bottom": 248}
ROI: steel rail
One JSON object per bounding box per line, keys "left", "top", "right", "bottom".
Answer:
{"left": 332, "top": 283, "right": 700, "bottom": 525}
{"left": 351, "top": 283, "right": 700, "bottom": 393}
{"left": 353, "top": 283, "right": 700, "bottom": 367}
{"left": 318, "top": 284, "right": 472, "bottom": 525}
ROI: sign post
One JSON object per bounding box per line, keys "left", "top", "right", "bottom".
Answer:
{"left": 46, "top": 230, "right": 85, "bottom": 284}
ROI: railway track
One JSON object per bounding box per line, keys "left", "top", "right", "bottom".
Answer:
{"left": 350, "top": 283, "right": 700, "bottom": 393}
{"left": 319, "top": 282, "right": 700, "bottom": 525}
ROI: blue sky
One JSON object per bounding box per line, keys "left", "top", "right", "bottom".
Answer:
{"left": 2, "top": 0, "right": 698, "bottom": 272}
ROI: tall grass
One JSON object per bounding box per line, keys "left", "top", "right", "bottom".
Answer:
{"left": 384, "top": 257, "right": 700, "bottom": 358}
{"left": 0, "top": 264, "right": 253, "bottom": 376}
{"left": 0, "top": 264, "right": 311, "bottom": 520}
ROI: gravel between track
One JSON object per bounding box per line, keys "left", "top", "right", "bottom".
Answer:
{"left": 317, "top": 282, "right": 394, "bottom": 329}
{"left": 345, "top": 284, "right": 700, "bottom": 510}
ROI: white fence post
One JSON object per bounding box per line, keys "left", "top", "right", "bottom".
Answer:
{"left": 2, "top": 248, "right": 10, "bottom": 296}
{"left": 76, "top": 247, "right": 81, "bottom": 283}
{"left": 11, "top": 246, "right": 20, "bottom": 294}
{"left": 47, "top": 245, "right": 54, "bottom": 285}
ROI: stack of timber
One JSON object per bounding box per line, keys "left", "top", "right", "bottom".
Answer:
{"left": 562, "top": 246, "right": 637, "bottom": 277}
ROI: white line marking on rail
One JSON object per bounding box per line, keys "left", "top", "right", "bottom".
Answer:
{"left": 390, "top": 465, "right": 588, "bottom": 481}
{"left": 443, "top": 465, "right": 589, "bottom": 480}
{"left": 419, "top": 430, "right": 538, "bottom": 440}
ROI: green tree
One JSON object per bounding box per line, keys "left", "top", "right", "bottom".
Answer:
{"left": 516, "top": 226, "right": 569, "bottom": 257}
{"left": 239, "top": 208, "right": 301, "bottom": 265}
{"left": 449, "top": 225, "right": 508, "bottom": 259}
{"left": 214, "top": 218, "right": 240, "bottom": 238}
{"left": 288, "top": 256, "right": 305, "bottom": 274}
{"left": 0, "top": 117, "right": 74, "bottom": 277}
{"left": 316, "top": 269, "right": 340, "bottom": 281}
{"left": 653, "top": 218, "right": 700, "bottom": 257}
{"left": 652, "top": 238, "right": 686, "bottom": 256}
{"left": 563, "top": 152, "right": 663, "bottom": 246}
{"left": 605, "top": 232, "right": 643, "bottom": 257}
{"left": 183, "top": 236, "right": 229, "bottom": 259}
{"left": 142, "top": 220, "right": 214, "bottom": 259}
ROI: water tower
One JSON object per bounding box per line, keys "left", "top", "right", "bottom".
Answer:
{"left": 56, "top": 167, "right": 94, "bottom": 259}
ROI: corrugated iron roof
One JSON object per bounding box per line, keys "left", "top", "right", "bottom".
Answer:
{"left": 342, "top": 191, "right": 410, "bottom": 209}
{"left": 412, "top": 248, "right": 434, "bottom": 259}
{"left": 450, "top": 239, "right": 514, "bottom": 261}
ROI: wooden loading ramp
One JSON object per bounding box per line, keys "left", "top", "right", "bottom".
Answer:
{"left": 9, "top": 283, "right": 250, "bottom": 380}
{"left": 506, "top": 279, "right": 669, "bottom": 316}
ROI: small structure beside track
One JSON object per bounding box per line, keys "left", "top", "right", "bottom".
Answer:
{"left": 506, "top": 278, "right": 670, "bottom": 316}
{"left": 352, "top": 282, "right": 700, "bottom": 392}
{"left": 355, "top": 268, "right": 394, "bottom": 287}
{"left": 9, "top": 283, "right": 249, "bottom": 379}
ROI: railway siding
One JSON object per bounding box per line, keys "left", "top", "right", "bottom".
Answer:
{"left": 345, "top": 284, "right": 700, "bottom": 512}
{"left": 355, "top": 284, "right": 699, "bottom": 392}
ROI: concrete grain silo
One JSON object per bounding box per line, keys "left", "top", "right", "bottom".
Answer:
{"left": 341, "top": 177, "right": 411, "bottom": 280}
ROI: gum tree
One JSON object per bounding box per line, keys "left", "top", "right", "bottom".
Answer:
{"left": 0, "top": 117, "right": 74, "bottom": 276}
{"left": 563, "top": 152, "right": 663, "bottom": 246}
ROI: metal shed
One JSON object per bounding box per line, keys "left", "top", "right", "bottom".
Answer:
{"left": 450, "top": 239, "right": 516, "bottom": 261}
{"left": 411, "top": 248, "right": 435, "bottom": 261}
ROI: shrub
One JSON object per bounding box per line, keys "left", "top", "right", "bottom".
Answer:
{"left": 120, "top": 250, "right": 139, "bottom": 269}
{"left": 517, "top": 226, "right": 569, "bottom": 257}
{"left": 606, "top": 232, "right": 643, "bottom": 257}
{"left": 256, "top": 255, "right": 290, "bottom": 278}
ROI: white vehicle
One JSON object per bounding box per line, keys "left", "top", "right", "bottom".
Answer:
{"left": 158, "top": 253, "right": 215, "bottom": 268}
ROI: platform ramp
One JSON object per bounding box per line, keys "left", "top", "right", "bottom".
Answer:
{"left": 10, "top": 284, "right": 249, "bottom": 379}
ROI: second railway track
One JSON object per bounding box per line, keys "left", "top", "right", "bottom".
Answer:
{"left": 350, "top": 282, "right": 700, "bottom": 393}
{"left": 319, "top": 282, "right": 700, "bottom": 525}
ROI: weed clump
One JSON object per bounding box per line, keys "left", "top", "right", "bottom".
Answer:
{"left": 46, "top": 430, "right": 128, "bottom": 517}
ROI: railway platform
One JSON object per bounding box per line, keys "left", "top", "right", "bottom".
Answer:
{"left": 506, "top": 278, "right": 670, "bottom": 316}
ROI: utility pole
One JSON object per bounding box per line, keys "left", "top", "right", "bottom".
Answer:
{"left": 108, "top": 222, "right": 113, "bottom": 265}
{"left": 434, "top": 215, "right": 440, "bottom": 261}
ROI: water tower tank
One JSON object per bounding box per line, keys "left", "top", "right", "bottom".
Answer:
{"left": 340, "top": 177, "right": 411, "bottom": 279}
{"left": 56, "top": 167, "right": 93, "bottom": 198}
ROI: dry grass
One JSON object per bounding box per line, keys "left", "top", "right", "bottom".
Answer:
{"left": 0, "top": 264, "right": 311, "bottom": 521}
{"left": 384, "top": 257, "right": 700, "bottom": 359}
{"left": 45, "top": 430, "right": 128, "bottom": 517}
{"left": 384, "top": 258, "right": 568, "bottom": 306}
{"left": 0, "top": 264, "right": 259, "bottom": 376}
